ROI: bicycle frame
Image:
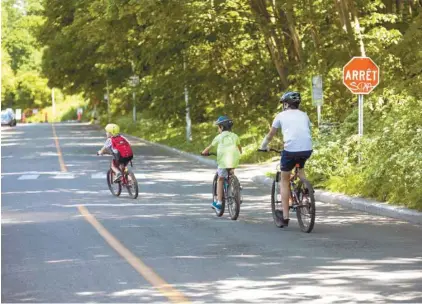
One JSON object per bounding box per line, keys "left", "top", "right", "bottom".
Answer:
{"left": 110, "top": 160, "right": 133, "bottom": 185}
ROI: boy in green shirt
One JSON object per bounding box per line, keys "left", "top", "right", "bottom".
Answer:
{"left": 202, "top": 116, "right": 242, "bottom": 211}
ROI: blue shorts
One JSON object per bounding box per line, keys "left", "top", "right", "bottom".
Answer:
{"left": 280, "top": 150, "right": 312, "bottom": 172}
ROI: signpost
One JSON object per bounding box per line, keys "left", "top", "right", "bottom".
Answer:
{"left": 129, "top": 75, "right": 139, "bottom": 123}
{"left": 311, "top": 75, "right": 323, "bottom": 128}
{"left": 343, "top": 57, "right": 380, "bottom": 136}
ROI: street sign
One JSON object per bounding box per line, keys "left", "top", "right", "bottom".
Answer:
{"left": 129, "top": 75, "right": 139, "bottom": 87}
{"left": 311, "top": 75, "right": 323, "bottom": 106}
{"left": 343, "top": 57, "right": 380, "bottom": 140}
{"left": 33, "top": 109, "right": 38, "bottom": 114}
{"left": 15, "top": 109, "right": 22, "bottom": 120}
{"left": 77, "top": 108, "right": 83, "bottom": 115}
{"left": 343, "top": 57, "right": 379, "bottom": 95}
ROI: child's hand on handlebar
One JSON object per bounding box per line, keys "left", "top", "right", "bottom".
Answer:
{"left": 201, "top": 148, "right": 210, "bottom": 156}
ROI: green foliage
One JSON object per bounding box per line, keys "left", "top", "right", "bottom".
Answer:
{"left": 8, "top": 0, "right": 422, "bottom": 209}
{"left": 308, "top": 92, "right": 422, "bottom": 210}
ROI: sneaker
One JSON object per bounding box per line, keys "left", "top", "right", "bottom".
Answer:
{"left": 113, "top": 172, "right": 122, "bottom": 183}
{"left": 212, "top": 201, "right": 222, "bottom": 211}
{"left": 274, "top": 210, "right": 290, "bottom": 227}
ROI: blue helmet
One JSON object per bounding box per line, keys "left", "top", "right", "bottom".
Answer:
{"left": 214, "top": 115, "right": 233, "bottom": 130}
{"left": 280, "top": 91, "right": 301, "bottom": 106}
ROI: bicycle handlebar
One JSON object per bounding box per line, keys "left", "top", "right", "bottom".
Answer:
{"left": 257, "top": 148, "right": 282, "bottom": 153}
{"left": 201, "top": 152, "right": 216, "bottom": 156}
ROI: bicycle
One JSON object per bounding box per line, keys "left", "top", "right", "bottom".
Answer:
{"left": 201, "top": 152, "right": 242, "bottom": 220}
{"left": 258, "top": 148, "right": 316, "bottom": 233}
{"left": 97, "top": 153, "right": 139, "bottom": 199}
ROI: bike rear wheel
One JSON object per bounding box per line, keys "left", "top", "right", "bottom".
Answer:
{"left": 227, "top": 175, "right": 241, "bottom": 220}
{"left": 125, "top": 171, "right": 139, "bottom": 199}
{"left": 107, "top": 169, "right": 122, "bottom": 196}
{"left": 271, "top": 178, "right": 284, "bottom": 228}
{"left": 294, "top": 178, "right": 316, "bottom": 233}
{"left": 212, "top": 173, "right": 225, "bottom": 217}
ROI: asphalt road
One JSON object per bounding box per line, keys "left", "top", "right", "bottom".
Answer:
{"left": 2, "top": 123, "right": 422, "bottom": 303}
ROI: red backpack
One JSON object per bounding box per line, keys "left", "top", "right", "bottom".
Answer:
{"left": 111, "top": 135, "right": 133, "bottom": 158}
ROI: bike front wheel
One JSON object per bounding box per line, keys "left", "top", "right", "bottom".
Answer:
{"left": 212, "top": 173, "right": 225, "bottom": 217}
{"left": 271, "top": 178, "right": 284, "bottom": 228}
{"left": 107, "top": 169, "right": 122, "bottom": 197}
{"left": 125, "top": 171, "right": 139, "bottom": 199}
{"left": 295, "top": 178, "right": 316, "bottom": 233}
{"left": 227, "top": 175, "right": 241, "bottom": 220}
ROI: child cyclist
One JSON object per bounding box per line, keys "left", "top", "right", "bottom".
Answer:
{"left": 259, "top": 92, "right": 313, "bottom": 227}
{"left": 97, "top": 123, "right": 134, "bottom": 183}
{"left": 202, "top": 116, "right": 242, "bottom": 212}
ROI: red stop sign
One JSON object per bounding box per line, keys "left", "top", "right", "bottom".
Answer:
{"left": 343, "top": 57, "right": 380, "bottom": 94}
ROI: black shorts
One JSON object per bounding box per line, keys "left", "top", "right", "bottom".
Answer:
{"left": 113, "top": 153, "right": 133, "bottom": 166}
{"left": 280, "top": 150, "right": 312, "bottom": 172}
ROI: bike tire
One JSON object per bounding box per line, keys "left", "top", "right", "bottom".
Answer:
{"left": 271, "top": 179, "right": 284, "bottom": 228}
{"left": 126, "top": 171, "right": 139, "bottom": 199}
{"left": 107, "top": 169, "right": 122, "bottom": 197}
{"left": 227, "top": 175, "right": 240, "bottom": 220}
{"left": 295, "top": 178, "right": 316, "bottom": 233}
{"left": 212, "top": 173, "right": 225, "bottom": 217}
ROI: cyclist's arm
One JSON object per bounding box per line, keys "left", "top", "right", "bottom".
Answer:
{"left": 260, "top": 127, "right": 278, "bottom": 150}
{"left": 202, "top": 144, "right": 213, "bottom": 155}
{"left": 98, "top": 139, "right": 112, "bottom": 155}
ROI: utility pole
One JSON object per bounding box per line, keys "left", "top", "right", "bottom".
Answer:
{"left": 183, "top": 57, "right": 192, "bottom": 142}
{"left": 106, "top": 79, "right": 111, "bottom": 123}
{"left": 52, "top": 88, "right": 56, "bottom": 121}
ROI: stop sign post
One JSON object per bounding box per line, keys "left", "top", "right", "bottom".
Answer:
{"left": 343, "top": 57, "right": 380, "bottom": 137}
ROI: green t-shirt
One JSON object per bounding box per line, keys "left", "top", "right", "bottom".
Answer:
{"left": 211, "top": 131, "right": 241, "bottom": 169}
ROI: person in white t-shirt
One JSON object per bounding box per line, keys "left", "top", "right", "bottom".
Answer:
{"left": 260, "top": 91, "right": 313, "bottom": 227}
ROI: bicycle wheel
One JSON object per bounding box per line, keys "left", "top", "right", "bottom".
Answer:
{"left": 125, "top": 171, "right": 139, "bottom": 199}
{"left": 107, "top": 169, "right": 122, "bottom": 197}
{"left": 227, "top": 175, "right": 240, "bottom": 220}
{"left": 212, "top": 173, "right": 225, "bottom": 217}
{"left": 271, "top": 178, "right": 284, "bottom": 228}
{"left": 295, "top": 178, "right": 316, "bottom": 233}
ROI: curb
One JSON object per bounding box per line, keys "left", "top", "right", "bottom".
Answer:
{"left": 251, "top": 174, "right": 422, "bottom": 226}
{"left": 92, "top": 122, "right": 422, "bottom": 226}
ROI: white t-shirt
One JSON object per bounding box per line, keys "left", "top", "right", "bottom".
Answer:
{"left": 272, "top": 110, "right": 312, "bottom": 152}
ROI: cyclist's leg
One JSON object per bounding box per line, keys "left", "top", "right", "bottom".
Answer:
{"left": 280, "top": 172, "right": 291, "bottom": 217}
{"left": 297, "top": 150, "right": 313, "bottom": 180}
{"left": 111, "top": 159, "right": 120, "bottom": 175}
{"left": 216, "top": 168, "right": 228, "bottom": 204}
{"left": 280, "top": 151, "right": 296, "bottom": 220}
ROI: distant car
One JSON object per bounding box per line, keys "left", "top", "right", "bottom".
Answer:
{"left": 1, "top": 110, "right": 17, "bottom": 127}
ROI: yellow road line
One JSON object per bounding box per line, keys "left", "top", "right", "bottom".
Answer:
{"left": 77, "top": 205, "right": 190, "bottom": 303}
{"left": 51, "top": 124, "right": 67, "bottom": 172}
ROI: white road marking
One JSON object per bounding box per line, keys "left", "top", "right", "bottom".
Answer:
{"left": 51, "top": 174, "right": 75, "bottom": 179}
{"left": 18, "top": 174, "right": 40, "bottom": 180}
{"left": 91, "top": 172, "right": 106, "bottom": 179}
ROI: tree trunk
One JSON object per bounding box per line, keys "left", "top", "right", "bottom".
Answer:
{"left": 335, "top": 0, "right": 359, "bottom": 56}
{"left": 273, "top": 1, "right": 303, "bottom": 63}
{"left": 249, "top": 0, "right": 289, "bottom": 88}
{"left": 347, "top": 0, "right": 366, "bottom": 57}
{"left": 384, "top": 0, "right": 393, "bottom": 13}
{"left": 308, "top": 0, "right": 321, "bottom": 49}
{"left": 396, "top": 0, "right": 403, "bottom": 14}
